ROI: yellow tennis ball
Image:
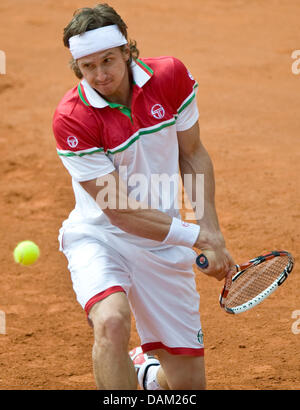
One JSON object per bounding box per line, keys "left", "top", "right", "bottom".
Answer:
{"left": 13, "top": 241, "right": 40, "bottom": 266}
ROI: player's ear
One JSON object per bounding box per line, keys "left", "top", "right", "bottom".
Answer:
{"left": 70, "top": 58, "right": 83, "bottom": 79}
{"left": 121, "top": 44, "right": 130, "bottom": 62}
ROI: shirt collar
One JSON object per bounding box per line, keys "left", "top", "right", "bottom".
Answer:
{"left": 79, "top": 59, "right": 153, "bottom": 109}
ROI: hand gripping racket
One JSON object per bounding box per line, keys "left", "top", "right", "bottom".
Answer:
{"left": 196, "top": 250, "right": 294, "bottom": 314}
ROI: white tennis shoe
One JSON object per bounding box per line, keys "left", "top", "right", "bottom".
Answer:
{"left": 129, "top": 346, "right": 160, "bottom": 390}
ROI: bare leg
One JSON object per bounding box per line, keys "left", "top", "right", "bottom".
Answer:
{"left": 89, "top": 292, "right": 137, "bottom": 390}
{"left": 149, "top": 349, "right": 206, "bottom": 390}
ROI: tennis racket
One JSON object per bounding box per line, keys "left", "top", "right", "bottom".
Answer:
{"left": 196, "top": 250, "right": 294, "bottom": 314}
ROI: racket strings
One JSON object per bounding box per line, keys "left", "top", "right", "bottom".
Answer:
{"left": 225, "top": 256, "right": 289, "bottom": 308}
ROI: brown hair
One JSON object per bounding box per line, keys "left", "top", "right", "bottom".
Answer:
{"left": 63, "top": 3, "right": 139, "bottom": 79}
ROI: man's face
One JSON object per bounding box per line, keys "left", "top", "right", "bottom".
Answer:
{"left": 77, "top": 46, "right": 130, "bottom": 98}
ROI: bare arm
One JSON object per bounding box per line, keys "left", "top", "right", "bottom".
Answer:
{"left": 80, "top": 170, "right": 173, "bottom": 242}
{"left": 178, "top": 121, "right": 235, "bottom": 279}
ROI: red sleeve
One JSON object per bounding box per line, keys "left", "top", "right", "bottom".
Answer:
{"left": 172, "top": 57, "right": 198, "bottom": 112}
{"left": 53, "top": 110, "right": 102, "bottom": 153}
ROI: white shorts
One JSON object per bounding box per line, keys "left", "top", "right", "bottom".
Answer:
{"left": 59, "top": 224, "right": 204, "bottom": 356}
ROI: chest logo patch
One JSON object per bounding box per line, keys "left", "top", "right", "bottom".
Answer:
{"left": 151, "top": 104, "right": 165, "bottom": 120}
{"left": 67, "top": 136, "right": 78, "bottom": 148}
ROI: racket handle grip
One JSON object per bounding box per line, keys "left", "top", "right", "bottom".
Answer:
{"left": 196, "top": 254, "right": 209, "bottom": 269}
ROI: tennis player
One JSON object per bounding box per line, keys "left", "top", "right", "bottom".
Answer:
{"left": 52, "top": 4, "right": 234, "bottom": 390}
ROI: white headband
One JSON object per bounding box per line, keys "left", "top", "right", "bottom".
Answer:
{"left": 69, "top": 25, "right": 128, "bottom": 60}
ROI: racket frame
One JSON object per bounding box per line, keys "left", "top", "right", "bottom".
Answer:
{"left": 219, "top": 250, "right": 294, "bottom": 314}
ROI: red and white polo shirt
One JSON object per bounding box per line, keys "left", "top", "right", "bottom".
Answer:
{"left": 53, "top": 56, "right": 199, "bottom": 247}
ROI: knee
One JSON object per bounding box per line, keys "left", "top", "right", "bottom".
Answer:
{"left": 91, "top": 304, "right": 131, "bottom": 347}
{"left": 101, "top": 312, "right": 131, "bottom": 342}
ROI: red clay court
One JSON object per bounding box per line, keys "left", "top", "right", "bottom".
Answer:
{"left": 0, "top": 0, "right": 299, "bottom": 389}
